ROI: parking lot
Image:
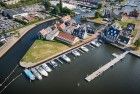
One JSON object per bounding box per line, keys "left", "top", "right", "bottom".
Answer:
{"left": 0, "top": 14, "right": 23, "bottom": 33}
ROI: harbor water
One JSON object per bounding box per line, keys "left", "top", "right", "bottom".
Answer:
{"left": 0, "top": 42, "right": 140, "bottom": 94}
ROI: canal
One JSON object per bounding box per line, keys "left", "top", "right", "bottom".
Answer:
{"left": 0, "top": 5, "right": 140, "bottom": 94}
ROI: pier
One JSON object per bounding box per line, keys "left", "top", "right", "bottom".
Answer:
{"left": 85, "top": 51, "right": 129, "bottom": 82}
{"left": 56, "top": 59, "right": 64, "bottom": 64}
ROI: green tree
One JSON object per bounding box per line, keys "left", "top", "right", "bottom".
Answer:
{"left": 43, "top": 0, "right": 51, "bottom": 11}
{"left": 62, "top": 7, "right": 73, "bottom": 15}
{"left": 95, "top": 11, "right": 101, "bottom": 18}
{"left": 59, "top": 0, "right": 63, "bottom": 13}
{"left": 97, "top": 3, "right": 102, "bottom": 9}
{"left": 51, "top": 6, "right": 60, "bottom": 15}
{"left": 134, "top": 39, "right": 140, "bottom": 48}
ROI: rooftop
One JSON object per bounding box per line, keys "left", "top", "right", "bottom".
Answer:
{"left": 56, "top": 31, "right": 78, "bottom": 44}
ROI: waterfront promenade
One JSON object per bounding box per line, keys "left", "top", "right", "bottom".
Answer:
{"left": 85, "top": 51, "right": 129, "bottom": 82}
{"left": 0, "top": 17, "right": 56, "bottom": 58}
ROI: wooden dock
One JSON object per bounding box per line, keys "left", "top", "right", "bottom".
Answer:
{"left": 85, "top": 51, "right": 129, "bottom": 82}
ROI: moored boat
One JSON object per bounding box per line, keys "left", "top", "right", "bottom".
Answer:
{"left": 72, "top": 50, "right": 80, "bottom": 57}
{"left": 24, "top": 69, "right": 35, "bottom": 80}
{"left": 42, "top": 63, "right": 52, "bottom": 72}
{"left": 61, "top": 54, "right": 71, "bottom": 63}
{"left": 80, "top": 46, "right": 89, "bottom": 52}
{"left": 31, "top": 68, "right": 42, "bottom": 80}
{"left": 36, "top": 66, "right": 48, "bottom": 77}
{"left": 91, "top": 40, "right": 101, "bottom": 47}
{"left": 49, "top": 61, "right": 58, "bottom": 68}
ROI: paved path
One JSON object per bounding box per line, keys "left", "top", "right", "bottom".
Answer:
{"left": 85, "top": 51, "right": 129, "bottom": 82}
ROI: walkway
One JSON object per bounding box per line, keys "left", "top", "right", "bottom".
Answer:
{"left": 85, "top": 51, "right": 129, "bottom": 82}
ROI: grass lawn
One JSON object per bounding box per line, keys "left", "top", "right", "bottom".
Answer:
{"left": 117, "top": 17, "right": 140, "bottom": 27}
{"left": 22, "top": 40, "right": 70, "bottom": 63}
{"left": 131, "top": 30, "right": 138, "bottom": 36}
{"left": 89, "top": 17, "right": 106, "bottom": 24}
{"left": 117, "top": 17, "right": 140, "bottom": 36}
{"left": 94, "top": 18, "right": 104, "bottom": 23}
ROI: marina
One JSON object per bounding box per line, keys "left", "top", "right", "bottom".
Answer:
{"left": 1, "top": 43, "right": 140, "bottom": 94}
{"left": 21, "top": 42, "right": 97, "bottom": 81}
{"left": 0, "top": 0, "right": 140, "bottom": 93}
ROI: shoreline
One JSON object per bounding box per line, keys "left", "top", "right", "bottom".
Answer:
{"left": 20, "top": 26, "right": 105, "bottom": 68}
{"left": 110, "top": 43, "right": 140, "bottom": 58}
{"left": 0, "top": 17, "right": 56, "bottom": 58}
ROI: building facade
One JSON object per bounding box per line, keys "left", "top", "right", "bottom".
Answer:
{"left": 39, "top": 26, "right": 59, "bottom": 41}
{"left": 72, "top": 24, "right": 88, "bottom": 39}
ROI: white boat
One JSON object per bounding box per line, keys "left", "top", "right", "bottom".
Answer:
{"left": 80, "top": 46, "right": 89, "bottom": 52}
{"left": 31, "top": 68, "right": 42, "bottom": 80}
{"left": 24, "top": 69, "right": 35, "bottom": 81}
{"left": 61, "top": 54, "right": 71, "bottom": 62}
{"left": 49, "top": 61, "right": 58, "bottom": 68}
{"left": 41, "top": 63, "right": 52, "bottom": 72}
{"left": 36, "top": 66, "right": 48, "bottom": 77}
{"left": 71, "top": 50, "right": 80, "bottom": 57}
{"left": 91, "top": 41, "right": 98, "bottom": 47}
{"left": 91, "top": 40, "right": 101, "bottom": 47}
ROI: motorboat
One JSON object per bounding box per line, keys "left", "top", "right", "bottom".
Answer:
{"left": 49, "top": 60, "right": 58, "bottom": 68}
{"left": 36, "top": 66, "right": 48, "bottom": 77}
{"left": 71, "top": 50, "right": 80, "bottom": 57}
{"left": 80, "top": 46, "right": 89, "bottom": 52}
{"left": 61, "top": 54, "right": 71, "bottom": 63}
{"left": 91, "top": 40, "right": 101, "bottom": 47}
{"left": 42, "top": 63, "right": 52, "bottom": 72}
{"left": 31, "top": 68, "right": 42, "bottom": 80}
{"left": 24, "top": 69, "right": 35, "bottom": 80}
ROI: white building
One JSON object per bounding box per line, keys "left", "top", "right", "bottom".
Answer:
{"left": 50, "top": 1, "right": 76, "bottom": 10}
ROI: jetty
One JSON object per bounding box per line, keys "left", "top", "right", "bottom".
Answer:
{"left": 85, "top": 51, "right": 129, "bottom": 82}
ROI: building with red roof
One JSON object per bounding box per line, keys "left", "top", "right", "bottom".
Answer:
{"left": 56, "top": 22, "right": 66, "bottom": 31}
{"left": 56, "top": 32, "right": 79, "bottom": 45}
